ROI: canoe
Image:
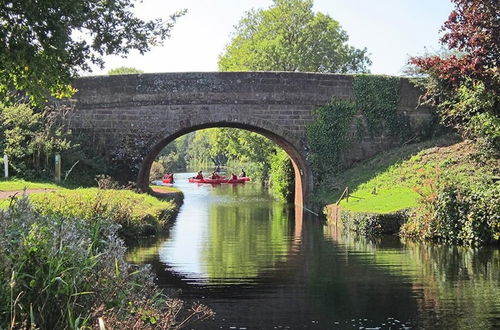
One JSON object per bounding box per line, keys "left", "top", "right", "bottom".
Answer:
{"left": 188, "top": 177, "right": 247, "bottom": 184}
{"left": 162, "top": 178, "right": 173, "bottom": 184}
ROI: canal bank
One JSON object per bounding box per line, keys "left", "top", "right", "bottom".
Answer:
{"left": 317, "top": 137, "right": 500, "bottom": 246}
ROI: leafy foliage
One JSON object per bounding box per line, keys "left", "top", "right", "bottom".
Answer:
{"left": 184, "top": 128, "right": 277, "bottom": 182}
{"left": 0, "top": 198, "right": 213, "bottom": 329}
{"left": 306, "top": 98, "right": 356, "bottom": 177}
{"left": 218, "top": 0, "right": 370, "bottom": 73}
{"left": 409, "top": 0, "right": 499, "bottom": 152}
{"left": 0, "top": 104, "right": 72, "bottom": 177}
{"left": 0, "top": 0, "right": 185, "bottom": 105}
{"left": 215, "top": 0, "right": 373, "bottom": 200}
{"left": 269, "top": 149, "right": 294, "bottom": 202}
{"left": 401, "top": 174, "right": 499, "bottom": 245}
{"left": 353, "top": 75, "right": 409, "bottom": 139}
{"left": 108, "top": 67, "right": 144, "bottom": 75}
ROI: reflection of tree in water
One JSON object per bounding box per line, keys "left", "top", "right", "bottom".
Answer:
{"left": 323, "top": 224, "right": 500, "bottom": 329}
{"left": 203, "top": 202, "right": 293, "bottom": 282}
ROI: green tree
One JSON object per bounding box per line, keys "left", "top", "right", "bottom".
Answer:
{"left": 0, "top": 104, "right": 71, "bottom": 176}
{"left": 218, "top": 0, "right": 371, "bottom": 73}
{"left": 108, "top": 67, "right": 144, "bottom": 75}
{"left": 0, "top": 1, "right": 185, "bottom": 105}
{"left": 217, "top": 0, "right": 371, "bottom": 200}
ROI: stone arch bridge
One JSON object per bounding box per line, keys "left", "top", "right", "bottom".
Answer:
{"left": 68, "top": 72, "right": 432, "bottom": 206}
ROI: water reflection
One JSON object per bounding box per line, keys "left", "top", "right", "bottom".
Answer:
{"left": 127, "top": 172, "right": 500, "bottom": 329}
{"left": 324, "top": 224, "right": 500, "bottom": 329}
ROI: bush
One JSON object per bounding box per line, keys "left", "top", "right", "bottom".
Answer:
{"left": 0, "top": 198, "right": 213, "bottom": 329}
{"left": 269, "top": 149, "right": 294, "bottom": 202}
{"left": 467, "top": 112, "right": 500, "bottom": 154}
{"left": 401, "top": 175, "right": 500, "bottom": 245}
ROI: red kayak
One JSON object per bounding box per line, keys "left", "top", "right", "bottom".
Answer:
{"left": 188, "top": 177, "right": 247, "bottom": 184}
{"left": 162, "top": 178, "right": 173, "bottom": 184}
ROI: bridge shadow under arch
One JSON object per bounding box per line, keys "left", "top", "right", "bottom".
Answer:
{"left": 136, "top": 119, "right": 312, "bottom": 206}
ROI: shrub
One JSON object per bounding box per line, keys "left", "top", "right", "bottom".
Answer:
{"left": 269, "top": 149, "right": 294, "bottom": 202}
{"left": 401, "top": 175, "right": 500, "bottom": 245}
{"left": 0, "top": 198, "right": 213, "bottom": 329}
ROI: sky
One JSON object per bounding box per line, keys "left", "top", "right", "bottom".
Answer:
{"left": 91, "top": 0, "right": 455, "bottom": 76}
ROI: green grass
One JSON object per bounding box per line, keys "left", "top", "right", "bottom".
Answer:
{"left": 0, "top": 178, "right": 62, "bottom": 191}
{"left": 338, "top": 187, "right": 419, "bottom": 213}
{"left": 316, "top": 135, "right": 497, "bottom": 214}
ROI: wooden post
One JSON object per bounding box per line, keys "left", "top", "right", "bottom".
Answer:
{"left": 55, "top": 153, "right": 61, "bottom": 184}
{"left": 3, "top": 154, "right": 8, "bottom": 178}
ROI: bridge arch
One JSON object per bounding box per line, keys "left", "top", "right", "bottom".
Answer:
{"left": 137, "top": 113, "right": 313, "bottom": 206}
{"left": 68, "top": 72, "right": 433, "bottom": 209}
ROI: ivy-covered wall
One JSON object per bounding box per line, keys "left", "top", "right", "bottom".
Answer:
{"left": 307, "top": 74, "right": 431, "bottom": 181}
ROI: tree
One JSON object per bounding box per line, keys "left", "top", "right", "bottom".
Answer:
{"left": 409, "top": 0, "right": 499, "bottom": 151}
{"left": 108, "top": 67, "right": 144, "bottom": 75}
{"left": 0, "top": 103, "right": 71, "bottom": 176}
{"left": 0, "top": 1, "right": 185, "bottom": 105}
{"left": 218, "top": 0, "right": 371, "bottom": 73}
{"left": 217, "top": 0, "right": 371, "bottom": 198}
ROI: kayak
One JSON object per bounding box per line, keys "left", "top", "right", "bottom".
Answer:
{"left": 188, "top": 177, "right": 248, "bottom": 184}
{"left": 162, "top": 178, "right": 173, "bottom": 184}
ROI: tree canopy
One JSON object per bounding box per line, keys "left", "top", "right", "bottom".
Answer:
{"left": 410, "top": 0, "right": 499, "bottom": 151}
{"left": 108, "top": 67, "right": 144, "bottom": 75}
{"left": 218, "top": 0, "right": 371, "bottom": 73}
{"left": 0, "top": 0, "right": 185, "bottom": 105}
{"left": 410, "top": 0, "right": 499, "bottom": 89}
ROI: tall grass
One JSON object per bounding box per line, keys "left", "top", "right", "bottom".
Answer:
{"left": 0, "top": 198, "right": 213, "bottom": 329}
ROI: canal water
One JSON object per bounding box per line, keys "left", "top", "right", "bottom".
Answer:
{"left": 127, "top": 172, "right": 500, "bottom": 329}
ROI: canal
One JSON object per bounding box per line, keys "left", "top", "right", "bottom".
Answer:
{"left": 127, "top": 172, "right": 500, "bottom": 329}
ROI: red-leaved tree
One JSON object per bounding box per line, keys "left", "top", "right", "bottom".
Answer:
{"left": 410, "top": 0, "right": 499, "bottom": 150}
{"left": 411, "top": 0, "right": 499, "bottom": 89}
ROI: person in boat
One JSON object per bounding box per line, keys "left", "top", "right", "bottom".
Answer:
{"left": 167, "top": 172, "right": 174, "bottom": 183}
{"left": 239, "top": 169, "right": 246, "bottom": 177}
{"left": 194, "top": 171, "right": 203, "bottom": 179}
{"left": 210, "top": 171, "right": 221, "bottom": 179}
{"left": 230, "top": 173, "right": 238, "bottom": 180}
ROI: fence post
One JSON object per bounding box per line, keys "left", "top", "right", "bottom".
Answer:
{"left": 55, "top": 153, "right": 61, "bottom": 184}
{"left": 3, "top": 154, "right": 8, "bottom": 178}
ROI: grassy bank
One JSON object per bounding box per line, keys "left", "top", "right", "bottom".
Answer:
{"left": 314, "top": 135, "right": 460, "bottom": 211}
{"left": 29, "top": 188, "right": 181, "bottom": 238}
{"left": 0, "top": 179, "right": 184, "bottom": 238}
{"left": 318, "top": 135, "right": 499, "bottom": 244}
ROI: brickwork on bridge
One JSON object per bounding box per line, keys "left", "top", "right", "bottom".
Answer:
{"left": 69, "top": 72, "right": 433, "bottom": 205}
